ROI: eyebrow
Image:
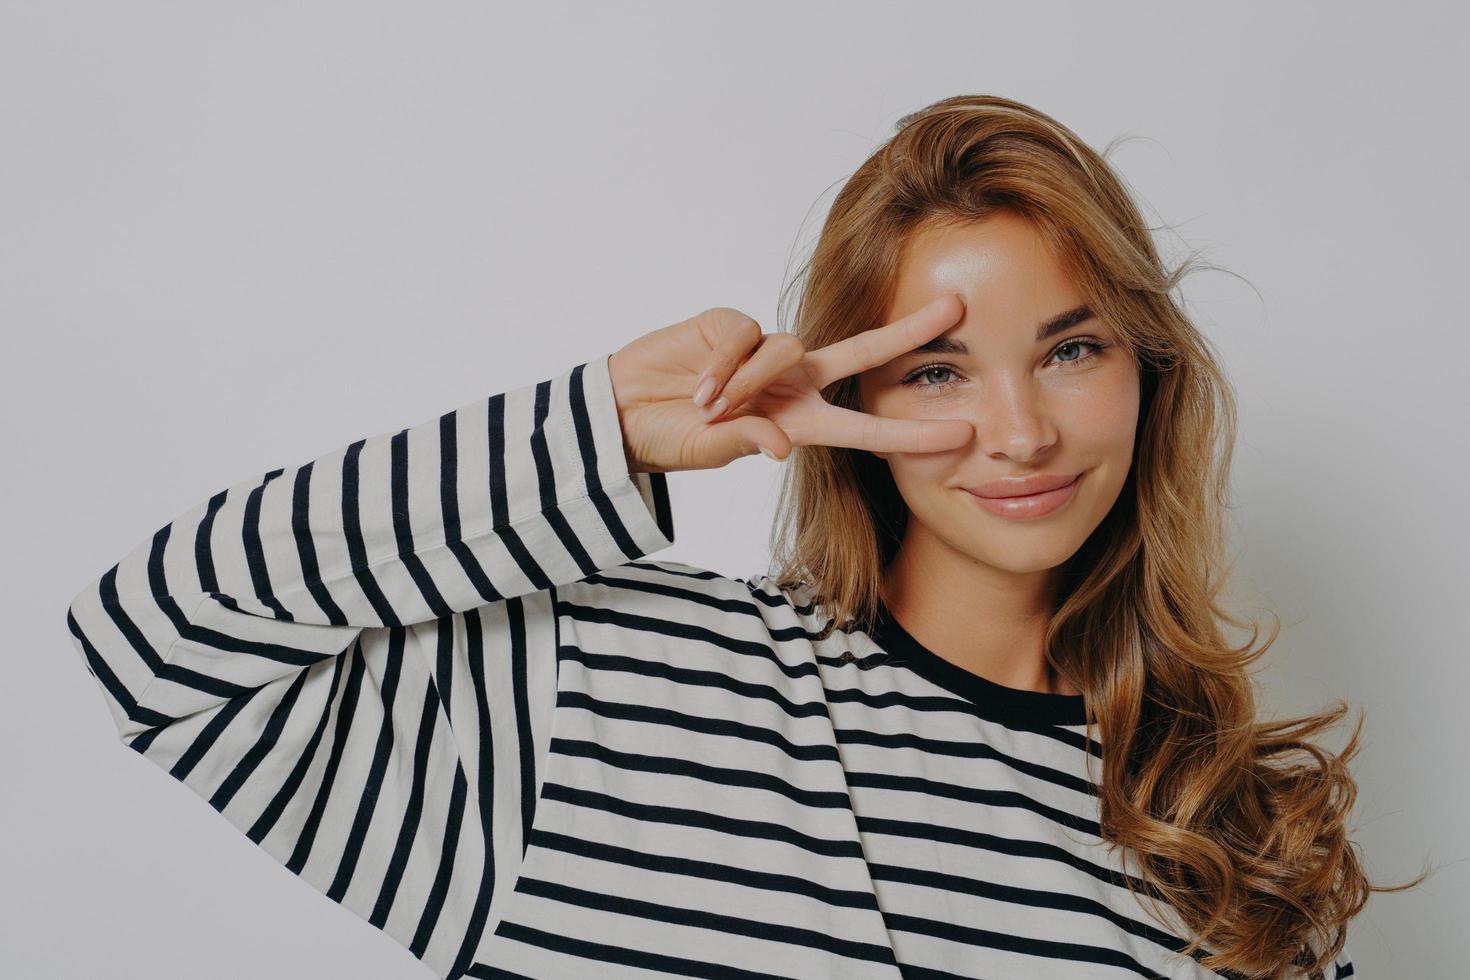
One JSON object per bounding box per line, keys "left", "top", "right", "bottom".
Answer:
{"left": 898, "top": 304, "right": 1095, "bottom": 359}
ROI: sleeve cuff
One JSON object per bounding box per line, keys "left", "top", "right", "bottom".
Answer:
{"left": 553, "top": 351, "right": 676, "bottom": 561}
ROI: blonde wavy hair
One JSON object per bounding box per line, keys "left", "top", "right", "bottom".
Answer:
{"left": 767, "top": 94, "right": 1425, "bottom": 978}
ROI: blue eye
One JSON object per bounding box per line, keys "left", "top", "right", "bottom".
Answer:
{"left": 900, "top": 364, "right": 961, "bottom": 389}
{"left": 899, "top": 337, "right": 1108, "bottom": 390}
{"left": 1052, "top": 337, "right": 1107, "bottom": 368}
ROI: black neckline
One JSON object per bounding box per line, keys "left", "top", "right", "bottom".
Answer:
{"left": 869, "top": 601, "right": 1087, "bottom": 728}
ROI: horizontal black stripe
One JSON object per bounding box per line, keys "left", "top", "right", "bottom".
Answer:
{"left": 855, "top": 811, "right": 1151, "bottom": 896}
{"left": 539, "top": 781, "right": 866, "bottom": 860}
{"left": 490, "top": 920, "right": 789, "bottom": 979}
{"left": 835, "top": 724, "right": 1097, "bottom": 797}
{"left": 557, "top": 688, "right": 839, "bottom": 763}
{"left": 883, "top": 909, "right": 1158, "bottom": 978}
{"left": 528, "top": 826, "right": 882, "bottom": 911}
{"left": 513, "top": 875, "right": 900, "bottom": 967}
{"left": 556, "top": 600, "right": 821, "bottom": 682}
{"left": 558, "top": 642, "right": 833, "bottom": 722}
{"left": 825, "top": 663, "right": 1101, "bottom": 753}
{"left": 868, "top": 859, "right": 1199, "bottom": 959}
{"left": 845, "top": 769, "right": 1101, "bottom": 837}
{"left": 549, "top": 735, "right": 853, "bottom": 809}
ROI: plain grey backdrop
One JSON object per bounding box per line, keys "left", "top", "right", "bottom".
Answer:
{"left": 4, "top": 1, "right": 1464, "bottom": 976}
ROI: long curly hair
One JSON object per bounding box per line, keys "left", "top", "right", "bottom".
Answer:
{"left": 767, "top": 93, "right": 1425, "bottom": 978}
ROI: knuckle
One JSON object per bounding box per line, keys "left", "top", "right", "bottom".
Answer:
{"left": 736, "top": 316, "right": 763, "bottom": 346}
{"left": 768, "top": 332, "right": 805, "bottom": 360}
{"left": 700, "top": 307, "right": 748, "bottom": 341}
{"left": 703, "top": 309, "right": 763, "bottom": 363}
{"left": 705, "top": 307, "right": 759, "bottom": 331}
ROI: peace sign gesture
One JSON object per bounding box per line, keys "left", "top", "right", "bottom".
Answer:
{"left": 608, "top": 293, "right": 976, "bottom": 473}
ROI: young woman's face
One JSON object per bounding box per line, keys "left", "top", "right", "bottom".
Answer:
{"left": 856, "top": 212, "right": 1141, "bottom": 576}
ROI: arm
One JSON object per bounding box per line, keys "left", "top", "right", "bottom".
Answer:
{"left": 63, "top": 351, "right": 675, "bottom": 978}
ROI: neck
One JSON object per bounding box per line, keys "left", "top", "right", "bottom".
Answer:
{"left": 879, "top": 525, "right": 1077, "bottom": 697}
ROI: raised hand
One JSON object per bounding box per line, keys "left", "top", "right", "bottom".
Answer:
{"left": 608, "top": 293, "right": 976, "bottom": 473}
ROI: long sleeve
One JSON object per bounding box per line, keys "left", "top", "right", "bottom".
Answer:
{"left": 63, "top": 351, "right": 675, "bottom": 979}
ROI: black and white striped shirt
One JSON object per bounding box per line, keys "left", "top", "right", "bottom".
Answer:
{"left": 64, "top": 351, "right": 1355, "bottom": 979}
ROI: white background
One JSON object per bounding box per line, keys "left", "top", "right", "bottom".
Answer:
{"left": 3, "top": 2, "right": 1464, "bottom": 976}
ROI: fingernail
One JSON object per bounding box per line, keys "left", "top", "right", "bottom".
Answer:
{"left": 692, "top": 375, "right": 716, "bottom": 407}
{"left": 758, "top": 446, "right": 777, "bottom": 460}
{"left": 702, "top": 395, "right": 728, "bottom": 419}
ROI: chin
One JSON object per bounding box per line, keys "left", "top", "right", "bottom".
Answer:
{"left": 947, "top": 504, "right": 1092, "bottom": 569}
{"left": 977, "top": 545, "right": 1080, "bottom": 576}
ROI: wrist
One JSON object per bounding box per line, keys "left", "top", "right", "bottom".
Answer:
{"left": 607, "top": 349, "right": 642, "bottom": 474}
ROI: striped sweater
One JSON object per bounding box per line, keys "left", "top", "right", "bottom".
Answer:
{"left": 64, "top": 351, "right": 1355, "bottom": 979}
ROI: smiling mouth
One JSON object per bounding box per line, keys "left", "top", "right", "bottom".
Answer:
{"left": 962, "top": 472, "right": 1083, "bottom": 519}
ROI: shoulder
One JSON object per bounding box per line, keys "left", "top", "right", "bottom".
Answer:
{"left": 555, "top": 555, "right": 823, "bottom": 625}
{"left": 553, "top": 559, "right": 833, "bottom": 641}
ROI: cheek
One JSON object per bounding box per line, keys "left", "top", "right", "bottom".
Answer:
{"left": 1057, "top": 367, "right": 1140, "bottom": 455}
{"left": 1070, "top": 402, "right": 1137, "bottom": 453}
{"left": 885, "top": 450, "right": 951, "bottom": 494}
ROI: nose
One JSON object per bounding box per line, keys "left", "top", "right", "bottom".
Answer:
{"left": 967, "top": 374, "right": 1059, "bottom": 465}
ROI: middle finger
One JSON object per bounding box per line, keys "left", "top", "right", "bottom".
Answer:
{"left": 801, "top": 292, "right": 966, "bottom": 391}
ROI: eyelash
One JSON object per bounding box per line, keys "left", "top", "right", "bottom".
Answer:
{"left": 899, "top": 337, "right": 1109, "bottom": 390}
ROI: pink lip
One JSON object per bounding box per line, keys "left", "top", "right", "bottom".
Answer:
{"left": 964, "top": 473, "right": 1082, "bottom": 520}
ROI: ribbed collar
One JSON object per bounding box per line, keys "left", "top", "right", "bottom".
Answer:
{"left": 870, "top": 601, "right": 1088, "bottom": 728}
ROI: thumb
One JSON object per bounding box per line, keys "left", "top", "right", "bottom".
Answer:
{"left": 704, "top": 416, "right": 792, "bottom": 465}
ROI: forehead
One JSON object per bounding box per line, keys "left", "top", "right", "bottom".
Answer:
{"left": 886, "top": 212, "right": 1084, "bottom": 327}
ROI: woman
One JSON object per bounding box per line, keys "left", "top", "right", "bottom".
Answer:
{"left": 65, "top": 95, "right": 1400, "bottom": 978}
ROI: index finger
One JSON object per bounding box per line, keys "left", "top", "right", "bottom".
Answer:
{"left": 794, "top": 400, "right": 975, "bottom": 455}
{"left": 801, "top": 292, "right": 966, "bottom": 391}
